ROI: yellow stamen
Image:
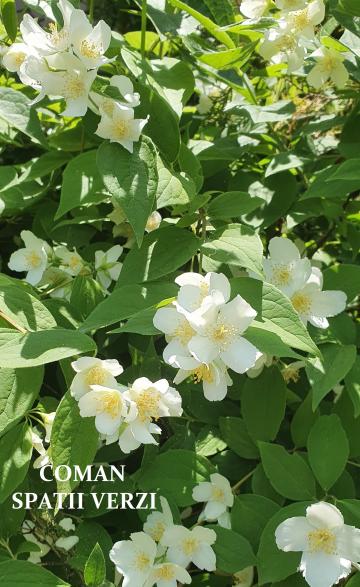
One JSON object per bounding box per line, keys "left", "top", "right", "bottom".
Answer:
{"left": 80, "top": 39, "right": 101, "bottom": 59}
{"left": 173, "top": 321, "right": 195, "bottom": 345}
{"left": 291, "top": 292, "right": 311, "bottom": 314}
{"left": 135, "top": 553, "right": 151, "bottom": 571}
{"left": 84, "top": 366, "right": 108, "bottom": 386}
{"left": 26, "top": 251, "right": 42, "bottom": 268}
{"left": 63, "top": 75, "right": 85, "bottom": 99}
{"left": 193, "top": 364, "right": 214, "bottom": 384}
{"left": 272, "top": 265, "right": 292, "bottom": 287}
{"left": 99, "top": 391, "right": 121, "bottom": 418}
{"left": 182, "top": 538, "right": 198, "bottom": 555}
{"left": 308, "top": 529, "right": 336, "bottom": 555}
{"left": 148, "top": 521, "right": 165, "bottom": 542}
{"left": 136, "top": 389, "right": 161, "bottom": 422}
{"left": 154, "top": 564, "right": 176, "bottom": 580}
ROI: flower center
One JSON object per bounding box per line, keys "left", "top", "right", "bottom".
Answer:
{"left": 149, "top": 521, "right": 165, "bottom": 542}
{"left": 212, "top": 487, "right": 225, "bottom": 501}
{"left": 26, "top": 251, "right": 42, "bottom": 268}
{"left": 68, "top": 254, "right": 81, "bottom": 270}
{"left": 291, "top": 292, "right": 311, "bottom": 314}
{"left": 272, "top": 265, "right": 292, "bottom": 287}
{"left": 101, "top": 98, "right": 115, "bottom": 117}
{"left": 113, "top": 120, "right": 129, "bottom": 139}
{"left": 14, "top": 52, "right": 26, "bottom": 67}
{"left": 63, "top": 74, "right": 85, "bottom": 99}
{"left": 173, "top": 321, "right": 195, "bottom": 345}
{"left": 322, "top": 55, "right": 337, "bottom": 72}
{"left": 154, "top": 564, "right": 176, "bottom": 580}
{"left": 136, "top": 389, "right": 161, "bottom": 422}
{"left": 290, "top": 9, "right": 311, "bottom": 32}
{"left": 99, "top": 391, "right": 121, "bottom": 418}
{"left": 85, "top": 366, "right": 107, "bottom": 386}
{"left": 48, "top": 23, "right": 68, "bottom": 47}
{"left": 80, "top": 39, "right": 101, "bottom": 59}
{"left": 282, "top": 366, "right": 300, "bottom": 383}
{"left": 210, "top": 323, "right": 236, "bottom": 349}
{"left": 308, "top": 529, "right": 336, "bottom": 555}
{"left": 135, "top": 552, "right": 151, "bottom": 571}
{"left": 192, "top": 364, "right": 214, "bottom": 384}
{"left": 182, "top": 537, "right": 198, "bottom": 555}
{"left": 276, "top": 34, "right": 297, "bottom": 52}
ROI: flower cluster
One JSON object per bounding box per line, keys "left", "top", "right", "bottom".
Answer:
{"left": 1, "top": 0, "right": 147, "bottom": 152}
{"left": 276, "top": 501, "right": 360, "bottom": 587}
{"left": 70, "top": 357, "right": 182, "bottom": 453}
{"left": 260, "top": 237, "right": 347, "bottom": 329}
{"left": 8, "top": 230, "right": 123, "bottom": 294}
{"left": 240, "top": 0, "right": 349, "bottom": 89}
{"left": 153, "top": 272, "right": 262, "bottom": 401}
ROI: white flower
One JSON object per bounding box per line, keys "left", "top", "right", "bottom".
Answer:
{"left": 284, "top": 0, "right": 325, "bottom": 39}
{"left": 79, "top": 384, "right": 128, "bottom": 436}
{"left": 281, "top": 360, "right": 306, "bottom": 383}
{"left": 69, "top": 10, "right": 112, "bottom": 69}
{"left": 154, "top": 304, "right": 196, "bottom": 367}
{"left": 173, "top": 358, "right": 233, "bottom": 402}
{"left": 175, "top": 271, "right": 231, "bottom": 314}
{"left": 259, "top": 27, "right": 307, "bottom": 73}
{"left": 240, "top": 0, "right": 269, "bottom": 19}
{"left": 95, "top": 103, "right": 148, "bottom": 153}
{"left": 91, "top": 75, "right": 140, "bottom": 114}
{"left": 110, "top": 531, "right": 157, "bottom": 587}
{"left": 192, "top": 473, "right": 234, "bottom": 522}
{"left": 290, "top": 267, "right": 347, "bottom": 329}
{"left": 70, "top": 356, "right": 123, "bottom": 400}
{"left": 1, "top": 42, "right": 39, "bottom": 85}
{"left": 8, "top": 230, "right": 49, "bottom": 285}
{"left": 42, "top": 411, "right": 56, "bottom": 443}
{"left": 161, "top": 525, "right": 217, "bottom": 571}
{"left": 38, "top": 52, "right": 97, "bottom": 116}
{"left": 145, "top": 562, "right": 191, "bottom": 587}
{"left": 146, "top": 211, "right": 162, "bottom": 233}
{"left": 186, "top": 296, "right": 261, "bottom": 375}
{"left": 307, "top": 47, "right": 349, "bottom": 89}
{"left": 55, "top": 535, "right": 79, "bottom": 550}
{"left": 234, "top": 567, "right": 254, "bottom": 587}
{"left": 55, "top": 245, "right": 85, "bottom": 276}
{"left": 247, "top": 353, "right": 273, "bottom": 378}
{"left": 275, "top": 0, "right": 306, "bottom": 12}
{"left": 262, "top": 237, "right": 312, "bottom": 297}
{"left": 20, "top": 0, "right": 74, "bottom": 55}
{"left": 275, "top": 502, "right": 360, "bottom": 587}
{"left": 95, "top": 244, "right": 123, "bottom": 290}
{"left": 144, "top": 497, "right": 174, "bottom": 542}
{"left": 59, "top": 517, "right": 76, "bottom": 532}
{"left": 118, "top": 378, "right": 182, "bottom": 453}
{"left": 31, "top": 430, "right": 51, "bottom": 469}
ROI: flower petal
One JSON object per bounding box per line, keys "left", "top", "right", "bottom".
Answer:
{"left": 268, "top": 237, "right": 300, "bottom": 263}
{"left": 275, "top": 516, "right": 310, "bottom": 552}
{"left": 300, "top": 551, "right": 349, "bottom": 587}
{"left": 220, "top": 337, "right": 260, "bottom": 374}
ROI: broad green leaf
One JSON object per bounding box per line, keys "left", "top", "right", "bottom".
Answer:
{"left": 0, "top": 480, "right": 27, "bottom": 539}
{"left": 259, "top": 442, "right": 316, "bottom": 501}
{"left": 1, "top": 0, "right": 17, "bottom": 40}
{"left": 0, "top": 560, "right": 69, "bottom": 586}
{"left": 291, "top": 393, "right": 319, "bottom": 448}
{"left": 252, "top": 464, "right": 285, "bottom": 506}
{"left": 346, "top": 356, "right": 360, "bottom": 417}
{"left": 338, "top": 0, "right": 360, "bottom": 16}
{"left": 242, "top": 367, "right": 287, "bottom": 442}
{"left": 207, "top": 525, "right": 256, "bottom": 574}
{"left": 265, "top": 153, "right": 308, "bottom": 178}
{"left": 0, "top": 87, "right": 46, "bottom": 146}
{"left": 0, "top": 285, "right": 56, "bottom": 331}
{"left": 219, "top": 417, "right": 258, "bottom": 459}
{"left": 138, "top": 449, "right": 215, "bottom": 506}
{"left": 97, "top": 138, "right": 158, "bottom": 246}
{"left": 334, "top": 394, "right": 360, "bottom": 458}
{"left": 346, "top": 573, "right": 360, "bottom": 586}
{"left": 81, "top": 282, "right": 177, "bottom": 332}
{"left": 257, "top": 503, "right": 311, "bottom": 585}
{"left": 51, "top": 391, "right": 99, "bottom": 494}
{"left": 199, "top": 43, "right": 257, "bottom": 70}
{"left": 156, "top": 158, "right": 195, "bottom": 208}
{"left": 231, "top": 494, "right": 280, "bottom": 550}
{"left": 0, "top": 366, "right": 44, "bottom": 437}
{"left": 84, "top": 543, "right": 106, "bottom": 587}
{"left": 195, "top": 426, "right": 226, "bottom": 457}
{"left": 70, "top": 276, "right": 105, "bottom": 321}
{"left": 70, "top": 521, "right": 113, "bottom": 577}
{"left": 306, "top": 343, "right": 357, "bottom": 409}
{"left": 118, "top": 226, "right": 199, "bottom": 285}
{"left": 323, "top": 264, "right": 360, "bottom": 301}
{"left": 307, "top": 414, "right": 349, "bottom": 490}
{"left": 0, "top": 328, "right": 96, "bottom": 368}
{"left": 327, "top": 158, "right": 360, "bottom": 181}
{"left": 22, "top": 151, "right": 70, "bottom": 180}
{"left": 207, "top": 192, "right": 263, "bottom": 219}
{"left": 202, "top": 0, "right": 235, "bottom": 26}
{"left": 202, "top": 224, "right": 263, "bottom": 276}
{"left": 56, "top": 151, "right": 105, "bottom": 219}
{"left": 0, "top": 423, "right": 32, "bottom": 503}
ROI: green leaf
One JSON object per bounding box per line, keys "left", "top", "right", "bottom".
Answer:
{"left": 84, "top": 543, "right": 106, "bottom": 587}
{"left": 56, "top": 151, "right": 105, "bottom": 219}
{"left": 306, "top": 343, "right": 357, "bottom": 409}
{"left": 0, "top": 560, "right": 70, "bottom": 586}
{"left": 242, "top": 367, "right": 287, "bottom": 442}
{"left": 265, "top": 153, "right": 308, "bottom": 178}
{"left": 231, "top": 494, "right": 280, "bottom": 550}
{"left": 0, "top": 285, "right": 57, "bottom": 331}
{"left": 97, "top": 137, "right": 158, "bottom": 246}
{"left": 23, "top": 151, "right": 70, "bottom": 180}
{"left": 323, "top": 263, "right": 360, "bottom": 302}
{"left": 138, "top": 449, "right": 215, "bottom": 506}
{"left": 0, "top": 366, "right": 44, "bottom": 437}
{"left": 291, "top": 393, "right": 319, "bottom": 448}
{"left": 81, "top": 282, "right": 177, "bottom": 332}
{"left": 307, "top": 414, "right": 349, "bottom": 491}
{"left": 51, "top": 392, "right": 99, "bottom": 494}
{"left": 118, "top": 226, "right": 199, "bottom": 285}
{"left": 346, "top": 356, "right": 360, "bottom": 417}
{"left": 70, "top": 276, "right": 105, "bottom": 321}
{"left": 257, "top": 503, "right": 311, "bottom": 585}
{"left": 1, "top": 0, "right": 17, "bottom": 40}
{"left": 219, "top": 417, "right": 258, "bottom": 459}
{"left": 70, "top": 521, "right": 113, "bottom": 577}
{"left": 207, "top": 525, "right": 256, "bottom": 574}
{"left": 0, "top": 423, "right": 32, "bottom": 503}
{"left": 0, "top": 328, "right": 97, "bottom": 368}
{"left": 327, "top": 158, "right": 360, "bottom": 181}
{"left": 0, "top": 479, "right": 27, "bottom": 538}
{"left": 202, "top": 224, "right": 263, "bottom": 276}
{"left": 259, "top": 442, "right": 316, "bottom": 501}
{"left": 0, "top": 87, "right": 46, "bottom": 146}
{"left": 207, "top": 192, "right": 263, "bottom": 219}
{"left": 156, "top": 158, "right": 195, "bottom": 208}
{"left": 199, "top": 43, "right": 257, "bottom": 70}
